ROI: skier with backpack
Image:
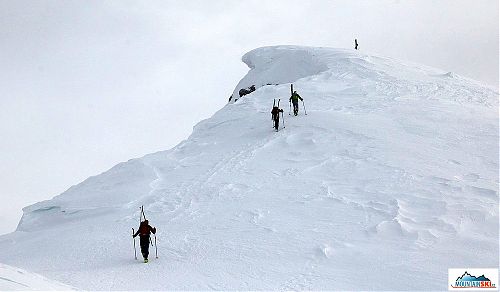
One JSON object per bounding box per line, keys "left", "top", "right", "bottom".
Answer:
{"left": 289, "top": 91, "right": 303, "bottom": 116}
{"left": 133, "top": 219, "right": 157, "bottom": 263}
{"left": 271, "top": 99, "right": 284, "bottom": 131}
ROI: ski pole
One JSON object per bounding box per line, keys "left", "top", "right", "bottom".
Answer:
{"left": 154, "top": 234, "right": 158, "bottom": 259}
{"left": 302, "top": 100, "right": 307, "bottom": 115}
{"left": 132, "top": 228, "right": 137, "bottom": 260}
{"left": 281, "top": 112, "right": 285, "bottom": 129}
{"left": 289, "top": 101, "right": 291, "bottom": 115}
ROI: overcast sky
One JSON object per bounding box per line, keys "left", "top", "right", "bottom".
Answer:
{"left": 0, "top": 0, "right": 498, "bottom": 234}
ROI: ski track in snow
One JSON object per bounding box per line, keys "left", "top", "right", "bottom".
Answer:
{"left": 0, "top": 46, "right": 498, "bottom": 290}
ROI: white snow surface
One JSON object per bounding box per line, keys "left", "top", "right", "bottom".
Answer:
{"left": 0, "top": 46, "right": 498, "bottom": 290}
{"left": 0, "top": 263, "right": 73, "bottom": 290}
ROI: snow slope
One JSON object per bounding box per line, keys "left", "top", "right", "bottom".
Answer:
{"left": 0, "top": 46, "right": 498, "bottom": 290}
{"left": 0, "top": 263, "right": 73, "bottom": 290}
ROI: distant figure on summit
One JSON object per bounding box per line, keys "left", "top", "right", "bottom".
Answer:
{"left": 355, "top": 39, "right": 359, "bottom": 50}
{"left": 289, "top": 91, "right": 303, "bottom": 116}
{"left": 133, "top": 220, "right": 156, "bottom": 263}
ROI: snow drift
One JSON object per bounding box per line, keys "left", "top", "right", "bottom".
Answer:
{"left": 0, "top": 263, "right": 73, "bottom": 290}
{"left": 0, "top": 46, "right": 498, "bottom": 290}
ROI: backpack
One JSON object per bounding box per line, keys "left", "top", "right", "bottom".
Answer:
{"left": 138, "top": 222, "right": 150, "bottom": 236}
{"left": 271, "top": 106, "right": 279, "bottom": 121}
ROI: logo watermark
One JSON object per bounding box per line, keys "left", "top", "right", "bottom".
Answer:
{"left": 449, "top": 269, "right": 498, "bottom": 290}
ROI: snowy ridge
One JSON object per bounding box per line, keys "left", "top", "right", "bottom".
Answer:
{"left": 1, "top": 46, "right": 498, "bottom": 290}
{"left": 232, "top": 45, "right": 496, "bottom": 105}
{"left": 18, "top": 159, "right": 157, "bottom": 232}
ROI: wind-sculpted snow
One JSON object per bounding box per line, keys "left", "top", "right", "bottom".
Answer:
{"left": 0, "top": 263, "right": 74, "bottom": 290}
{"left": 232, "top": 46, "right": 329, "bottom": 100}
{"left": 17, "top": 159, "right": 157, "bottom": 232}
{"left": 0, "top": 46, "right": 498, "bottom": 290}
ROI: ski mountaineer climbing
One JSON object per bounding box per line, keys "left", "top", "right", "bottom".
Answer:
{"left": 133, "top": 220, "right": 156, "bottom": 263}
{"left": 271, "top": 99, "right": 284, "bottom": 131}
{"left": 289, "top": 91, "right": 303, "bottom": 116}
{"left": 355, "top": 39, "right": 359, "bottom": 50}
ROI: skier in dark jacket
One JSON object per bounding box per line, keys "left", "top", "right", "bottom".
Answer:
{"left": 133, "top": 220, "right": 156, "bottom": 263}
{"left": 271, "top": 103, "right": 284, "bottom": 131}
{"left": 289, "top": 91, "right": 303, "bottom": 116}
